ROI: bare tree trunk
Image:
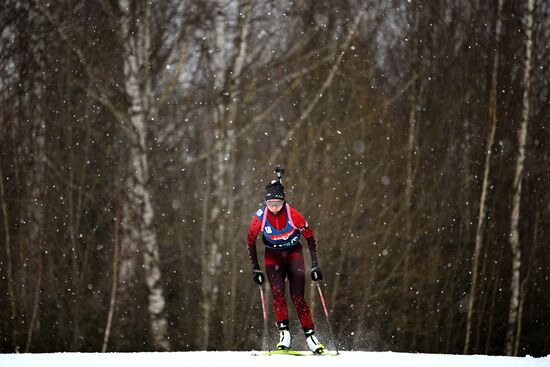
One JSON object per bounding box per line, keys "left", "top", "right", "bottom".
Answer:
{"left": 223, "top": 1, "right": 251, "bottom": 348}
{"left": 201, "top": 0, "right": 228, "bottom": 349}
{"left": 401, "top": 6, "right": 422, "bottom": 347}
{"left": 484, "top": 264, "right": 500, "bottom": 354}
{"left": 506, "top": 0, "right": 534, "bottom": 355}
{"left": 119, "top": 0, "right": 171, "bottom": 351}
{"left": 0, "top": 114, "right": 20, "bottom": 350}
{"left": 475, "top": 255, "right": 490, "bottom": 353}
{"left": 24, "top": 242, "right": 42, "bottom": 353}
{"left": 25, "top": 187, "right": 45, "bottom": 352}
{"left": 514, "top": 209, "right": 538, "bottom": 355}
{"left": 102, "top": 204, "right": 121, "bottom": 352}
{"left": 23, "top": 99, "right": 47, "bottom": 352}
{"left": 202, "top": 0, "right": 252, "bottom": 349}
{"left": 0, "top": 161, "right": 18, "bottom": 351}
{"left": 403, "top": 0, "right": 421, "bottom": 295}
{"left": 464, "top": 0, "right": 503, "bottom": 354}
{"left": 224, "top": 157, "right": 238, "bottom": 349}
{"left": 514, "top": 283, "right": 526, "bottom": 355}
{"left": 201, "top": 151, "right": 224, "bottom": 350}
{"left": 62, "top": 43, "right": 88, "bottom": 350}
{"left": 199, "top": 153, "right": 212, "bottom": 346}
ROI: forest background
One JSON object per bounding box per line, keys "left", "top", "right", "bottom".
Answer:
{"left": 1, "top": 0, "right": 549, "bottom": 357}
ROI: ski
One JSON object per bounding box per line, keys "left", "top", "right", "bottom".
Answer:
{"left": 251, "top": 349, "right": 306, "bottom": 356}
{"left": 316, "top": 350, "right": 339, "bottom": 356}
{"left": 251, "top": 349, "right": 338, "bottom": 356}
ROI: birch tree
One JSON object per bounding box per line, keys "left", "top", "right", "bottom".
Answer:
{"left": 505, "top": 0, "right": 534, "bottom": 356}
{"left": 33, "top": 0, "right": 188, "bottom": 351}
{"left": 201, "top": 0, "right": 252, "bottom": 349}
{"left": 118, "top": 0, "right": 171, "bottom": 351}
{"left": 200, "top": 0, "right": 230, "bottom": 349}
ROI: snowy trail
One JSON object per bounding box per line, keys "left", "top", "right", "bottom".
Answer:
{"left": 1, "top": 351, "right": 549, "bottom": 367}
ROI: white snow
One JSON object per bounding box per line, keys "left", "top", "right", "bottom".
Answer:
{"left": 1, "top": 351, "right": 549, "bottom": 367}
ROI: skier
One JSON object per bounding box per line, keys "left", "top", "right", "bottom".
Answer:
{"left": 246, "top": 177, "right": 325, "bottom": 353}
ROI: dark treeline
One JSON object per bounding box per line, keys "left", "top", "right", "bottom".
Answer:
{"left": 1, "top": 0, "right": 549, "bottom": 356}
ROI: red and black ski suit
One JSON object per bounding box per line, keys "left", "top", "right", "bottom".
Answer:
{"left": 246, "top": 202, "right": 319, "bottom": 332}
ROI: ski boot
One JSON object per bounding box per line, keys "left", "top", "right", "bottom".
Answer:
{"left": 305, "top": 329, "right": 324, "bottom": 354}
{"left": 276, "top": 321, "right": 291, "bottom": 350}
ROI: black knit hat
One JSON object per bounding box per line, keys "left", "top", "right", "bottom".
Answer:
{"left": 265, "top": 180, "right": 285, "bottom": 200}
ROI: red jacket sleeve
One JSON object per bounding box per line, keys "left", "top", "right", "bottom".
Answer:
{"left": 289, "top": 206, "right": 319, "bottom": 268}
{"left": 246, "top": 216, "right": 262, "bottom": 269}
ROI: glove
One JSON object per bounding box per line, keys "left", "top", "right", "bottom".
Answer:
{"left": 252, "top": 268, "right": 265, "bottom": 285}
{"left": 311, "top": 267, "right": 323, "bottom": 281}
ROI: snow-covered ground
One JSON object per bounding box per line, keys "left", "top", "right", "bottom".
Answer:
{"left": 1, "top": 351, "right": 549, "bottom": 367}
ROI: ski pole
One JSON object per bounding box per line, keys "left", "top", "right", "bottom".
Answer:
{"left": 259, "top": 285, "right": 271, "bottom": 353}
{"left": 315, "top": 281, "right": 339, "bottom": 355}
